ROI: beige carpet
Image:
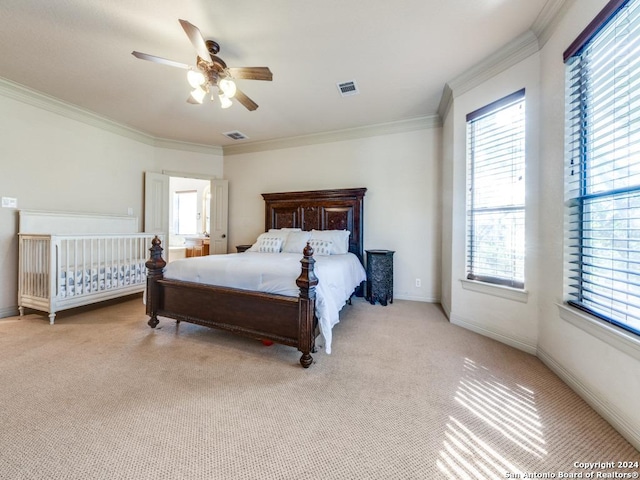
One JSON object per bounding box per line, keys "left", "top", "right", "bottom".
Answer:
{"left": 0, "top": 296, "right": 638, "bottom": 480}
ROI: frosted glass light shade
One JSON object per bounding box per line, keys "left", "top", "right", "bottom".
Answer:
{"left": 219, "top": 93, "right": 232, "bottom": 109}
{"left": 219, "top": 78, "right": 236, "bottom": 98}
{"left": 187, "top": 70, "right": 206, "bottom": 88}
{"left": 190, "top": 86, "right": 206, "bottom": 104}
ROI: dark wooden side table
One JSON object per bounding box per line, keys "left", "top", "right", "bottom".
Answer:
{"left": 366, "top": 250, "right": 394, "bottom": 306}
{"left": 236, "top": 244, "right": 252, "bottom": 253}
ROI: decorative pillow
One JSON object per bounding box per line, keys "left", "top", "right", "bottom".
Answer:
{"left": 308, "top": 239, "right": 333, "bottom": 256}
{"left": 310, "top": 230, "right": 350, "bottom": 254}
{"left": 269, "top": 228, "right": 302, "bottom": 232}
{"left": 282, "top": 231, "right": 312, "bottom": 253}
{"left": 257, "top": 236, "right": 283, "bottom": 253}
{"left": 248, "top": 230, "right": 290, "bottom": 252}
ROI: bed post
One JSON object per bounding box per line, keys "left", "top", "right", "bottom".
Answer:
{"left": 296, "top": 242, "right": 319, "bottom": 368}
{"left": 146, "top": 236, "right": 166, "bottom": 328}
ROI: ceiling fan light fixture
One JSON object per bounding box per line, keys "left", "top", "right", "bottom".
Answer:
{"left": 190, "top": 86, "right": 207, "bottom": 104}
{"left": 187, "top": 69, "right": 206, "bottom": 88}
{"left": 219, "top": 78, "right": 237, "bottom": 98}
{"left": 219, "top": 93, "right": 233, "bottom": 109}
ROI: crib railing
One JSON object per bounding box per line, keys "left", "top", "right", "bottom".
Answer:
{"left": 18, "top": 233, "right": 160, "bottom": 323}
{"left": 19, "top": 235, "right": 51, "bottom": 300}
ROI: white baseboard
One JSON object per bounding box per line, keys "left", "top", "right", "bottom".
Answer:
{"left": 450, "top": 312, "right": 537, "bottom": 355}
{"left": 537, "top": 346, "right": 640, "bottom": 451}
{"left": 393, "top": 293, "right": 440, "bottom": 303}
{"left": 0, "top": 305, "right": 19, "bottom": 319}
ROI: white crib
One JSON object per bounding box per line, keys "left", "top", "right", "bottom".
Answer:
{"left": 17, "top": 210, "right": 160, "bottom": 324}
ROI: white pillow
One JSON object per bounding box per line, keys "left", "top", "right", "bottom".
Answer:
{"left": 308, "top": 239, "right": 332, "bottom": 256}
{"left": 310, "top": 230, "right": 350, "bottom": 254}
{"left": 269, "top": 228, "right": 301, "bottom": 232}
{"left": 256, "top": 236, "right": 283, "bottom": 253}
{"left": 282, "top": 231, "right": 312, "bottom": 253}
{"left": 248, "top": 230, "right": 290, "bottom": 252}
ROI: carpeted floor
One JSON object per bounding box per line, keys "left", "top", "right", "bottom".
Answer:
{"left": 0, "top": 296, "right": 638, "bottom": 479}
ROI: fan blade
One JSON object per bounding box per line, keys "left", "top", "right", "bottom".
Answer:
{"left": 234, "top": 89, "right": 259, "bottom": 111}
{"left": 227, "top": 67, "right": 273, "bottom": 81}
{"left": 131, "top": 51, "right": 190, "bottom": 70}
{"left": 179, "top": 19, "right": 211, "bottom": 61}
{"left": 186, "top": 95, "right": 200, "bottom": 104}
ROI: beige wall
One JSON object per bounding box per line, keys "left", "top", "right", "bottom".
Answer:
{"left": 445, "top": 53, "right": 542, "bottom": 353}
{"left": 441, "top": 0, "right": 640, "bottom": 449}
{"left": 536, "top": 0, "right": 640, "bottom": 447}
{"left": 224, "top": 128, "right": 442, "bottom": 303}
{"left": 0, "top": 93, "right": 223, "bottom": 317}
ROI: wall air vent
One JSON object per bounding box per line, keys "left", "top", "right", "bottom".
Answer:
{"left": 223, "top": 130, "right": 249, "bottom": 140}
{"left": 337, "top": 80, "right": 359, "bottom": 97}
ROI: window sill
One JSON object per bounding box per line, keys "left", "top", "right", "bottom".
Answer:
{"left": 557, "top": 303, "right": 640, "bottom": 362}
{"left": 460, "top": 279, "right": 528, "bottom": 303}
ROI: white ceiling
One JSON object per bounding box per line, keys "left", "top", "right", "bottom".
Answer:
{"left": 0, "top": 0, "right": 555, "bottom": 148}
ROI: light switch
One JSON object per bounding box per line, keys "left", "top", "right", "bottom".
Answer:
{"left": 1, "top": 197, "right": 17, "bottom": 208}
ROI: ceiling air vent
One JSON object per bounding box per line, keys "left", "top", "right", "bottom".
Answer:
{"left": 337, "top": 80, "right": 359, "bottom": 97}
{"left": 223, "top": 130, "right": 249, "bottom": 140}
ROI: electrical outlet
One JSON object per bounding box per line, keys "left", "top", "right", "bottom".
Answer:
{"left": 127, "top": 207, "right": 134, "bottom": 216}
{"left": 415, "top": 278, "right": 421, "bottom": 288}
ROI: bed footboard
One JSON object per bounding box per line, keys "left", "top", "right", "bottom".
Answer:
{"left": 145, "top": 236, "right": 319, "bottom": 368}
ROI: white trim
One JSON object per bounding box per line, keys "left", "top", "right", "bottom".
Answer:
{"left": 154, "top": 138, "right": 223, "bottom": 156}
{"left": 161, "top": 170, "right": 218, "bottom": 181}
{"left": 531, "top": 0, "right": 575, "bottom": 48}
{"left": 393, "top": 293, "right": 440, "bottom": 303}
{"left": 0, "top": 77, "right": 223, "bottom": 156}
{"left": 557, "top": 303, "right": 640, "bottom": 362}
{"left": 437, "top": 84, "right": 454, "bottom": 120}
{"left": 436, "top": 0, "right": 573, "bottom": 119}
{"left": 450, "top": 312, "right": 537, "bottom": 354}
{"left": 223, "top": 116, "right": 440, "bottom": 155}
{"left": 446, "top": 30, "right": 539, "bottom": 100}
{"left": 537, "top": 346, "right": 640, "bottom": 451}
{"left": 460, "top": 279, "right": 529, "bottom": 303}
{"left": 0, "top": 306, "right": 19, "bottom": 319}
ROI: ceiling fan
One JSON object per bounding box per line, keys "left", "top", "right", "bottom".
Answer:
{"left": 132, "top": 19, "right": 272, "bottom": 111}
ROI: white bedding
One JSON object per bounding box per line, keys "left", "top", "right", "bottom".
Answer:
{"left": 163, "top": 252, "right": 366, "bottom": 353}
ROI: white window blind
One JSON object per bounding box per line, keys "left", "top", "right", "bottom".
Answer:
{"left": 466, "top": 89, "right": 526, "bottom": 289}
{"left": 565, "top": 0, "right": 640, "bottom": 336}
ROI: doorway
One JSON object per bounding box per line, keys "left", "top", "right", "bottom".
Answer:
{"left": 144, "top": 171, "right": 228, "bottom": 262}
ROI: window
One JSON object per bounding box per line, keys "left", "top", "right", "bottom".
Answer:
{"left": 466, "top": 89, "right": 526, "bottom": 289}
{"left": 172, "top": 190, "right": 198, "bottom": 235}
{"left": 564, "top": 0, "right": 640, "bottom": 336}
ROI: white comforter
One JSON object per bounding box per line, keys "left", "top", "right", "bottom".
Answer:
{"left": 163, "top": 252, "right": 366, "bottom": 353}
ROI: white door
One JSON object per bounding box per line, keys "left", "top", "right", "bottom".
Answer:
{"left": 144, "top": 172, "right": 170, "bottom": 247}
{"left": 144, "top": 172, "right": 228, "bottom": 254}
{"left": 209, "top": 179, "right": 229, "bottom": 254}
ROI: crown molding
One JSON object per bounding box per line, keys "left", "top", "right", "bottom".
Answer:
{"left": 0, "top": 77, "right": 223, "bottom": 156}
{"left": 447, "top": 30, "right": 540, "bottom": 100}
{"left": 223, "top": 115, "right": 441, "bottom": 156}
{"left": 2, "top": 76, "right": 436, "bottom": 157}
{"left": 531, "top": 0, "right": 575, "bottom": 48}
{"left": 438, "top": 0, "right": 574, "bottom": 119}
{"left": 437, "top": 84, "right": 454, "bottom": 121}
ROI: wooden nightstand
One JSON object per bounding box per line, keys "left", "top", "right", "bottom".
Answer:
{"left": 236, "top": 244, "right": 252, "bottom": 253}
{"left": 185, "top": 237, "right": 209, "bottom": 257}
{"left": 366, "top": 250, "right": 394, "bottom": 306}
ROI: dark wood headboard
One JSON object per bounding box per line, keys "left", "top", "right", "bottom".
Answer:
{"left": 262, "top": 188, "right": 367, "bottom": 263}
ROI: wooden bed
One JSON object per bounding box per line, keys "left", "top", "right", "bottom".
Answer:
{"left": 145, "top": 187, "right": 366, "bottom": 367}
